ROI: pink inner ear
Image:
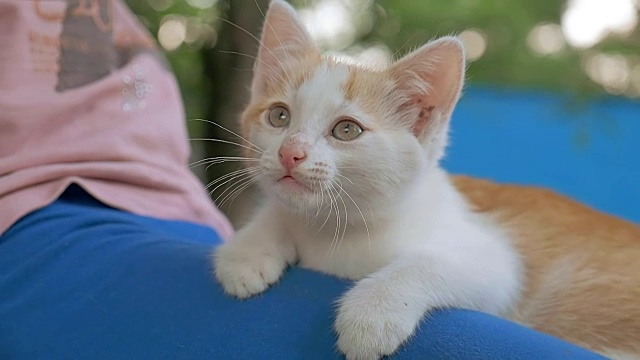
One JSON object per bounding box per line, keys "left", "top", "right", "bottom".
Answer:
{"left": 390, "top": 37, "right": 465, "bottom": 139}
{"left": 400, "top": 96, "right": 436, "bottom": 138}
{"left": 415, "top": 104, "right": 435, "bottom": 138}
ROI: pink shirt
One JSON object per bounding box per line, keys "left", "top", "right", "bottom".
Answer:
{"left": 0, "top": 0, "right": 233, "bottom": 239}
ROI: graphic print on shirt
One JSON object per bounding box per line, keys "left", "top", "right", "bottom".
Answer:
{"left": 30, "top": 0, "right": 167, "bottom": 92}
{"left": 55, "top": 0, "right": 114, "bottom": 91}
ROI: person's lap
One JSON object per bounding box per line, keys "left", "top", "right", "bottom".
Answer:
{"left": 0, "top": 185, "right": 604, "bottom": 359}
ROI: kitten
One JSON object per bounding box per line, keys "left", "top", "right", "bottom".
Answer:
{"left": 213, "top": 1, "right": 640, "bottom": 359}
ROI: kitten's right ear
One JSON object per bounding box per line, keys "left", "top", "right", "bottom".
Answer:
{"left": 251, "top": 0, "right": 317, "bottom": 97}
{"left": 387, "top": 37, "right": 465, "bottom": 162}
{"left": 390, "top": 37, "right": 465, "bottom": 140}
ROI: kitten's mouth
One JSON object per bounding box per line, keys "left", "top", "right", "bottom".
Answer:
{"left": 277, "top": 175, "right": 311, "bottom": 191}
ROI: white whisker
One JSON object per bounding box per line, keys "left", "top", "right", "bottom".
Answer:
{"left": 308, "top": 180, "right": 324, "bottom": 227}
{"left": 208, "top": 168, "right": 261, "bottom": 197}
{"left": 190, "top": 156, "right": 259, "bottom": 169}
{"left": 332, "top": 179, "right": 349, "bottom": 256}
{"left": 218, "top": 18, "right": 291, "bottom": 85}
{"left": 217, "top": 50, "right": 289, "bottom": 86}
{"left": 188, "top": 118, "right": 264, "bottom": 153}
{"left": 314, "top": 180, "right": 325, "bottom": 225}
{"left": 190, "top": 138, "right": 263, "bottom": 155}
{"left": 204, "top": 160, "right": 250, "bottom": 173}
{"left": 317, "top": 181, "right": 334, "bottom": 234}
{"left": 215, "top": 170, "right": 260, "bottom": 205}
{"left": 327, "top": 183, "right": 342, "bottom": 261}
{"left": 335, "top": 173, "right": 354, "bottom": 185}
{"left": 338, "top": 180, "right": 372, "bottom": 258}
{"left": 205, "top": 166, "right": 260, "bottom": 190}
{"left": 219, "top": 174, "right": 262, "bottom": 209}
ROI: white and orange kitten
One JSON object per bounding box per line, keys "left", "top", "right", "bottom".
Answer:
{"left": 213, "top": 1, "right": 640, "bottom": 359}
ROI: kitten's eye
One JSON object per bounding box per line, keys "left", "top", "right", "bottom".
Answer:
{"left": 332, "top": 119, "right": 364, "bottom": 141}
{"left": 268, "top": 105, "right": 290, "bottom": 128}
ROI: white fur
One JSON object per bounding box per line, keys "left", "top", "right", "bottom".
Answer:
{"left": 213, "top": 1, "right": 524, "bottom": 359}
{"left": 214, "top": 65, "right": 523, "bottom": 358}
{"left": 601, "top": 350, "right": 640, "bottom": 360}
{"left": 215, "top": 168, "right": 523, "bottom": 359}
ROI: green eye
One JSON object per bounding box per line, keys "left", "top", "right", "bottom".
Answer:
{"left": 332, "top": 119, "right": 364, "bottom": 141}
{"left": 268, "top": 105, "right": 290, "bottom": 128}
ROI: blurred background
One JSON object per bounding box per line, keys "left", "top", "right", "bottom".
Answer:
{"left": 125, "top": 0, "right": 640, "bottom": 226}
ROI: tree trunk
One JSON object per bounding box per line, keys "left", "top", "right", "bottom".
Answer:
{"left": 203, "top": 0, "right": 268, "bottom": 227}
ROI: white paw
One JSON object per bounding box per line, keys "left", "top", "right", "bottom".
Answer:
{"left": 213, "top": 242, "right": 286, "bottom": 299}
{"left": 335, "top": 279, "right": 421, "bottom": 360}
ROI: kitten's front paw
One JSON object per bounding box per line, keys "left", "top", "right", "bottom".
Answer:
{"left": 335, "top": 280, "right": 420, "bottom": 360}
{"left": 213, "top": 243, "right": 286, "bottom": 299}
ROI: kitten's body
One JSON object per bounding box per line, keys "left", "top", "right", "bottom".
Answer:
{"left": 213, "top": 1, "right": 640, "bottom": 359}
{"left": 455, "top": 176, "right": 640, "bottom": 355}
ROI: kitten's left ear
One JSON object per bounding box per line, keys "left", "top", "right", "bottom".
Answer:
{"left": 251, "top": 0, "right": 318, "bottom": 98}
{"left": 390, "top": 37, "right": 465, "bottom": 145}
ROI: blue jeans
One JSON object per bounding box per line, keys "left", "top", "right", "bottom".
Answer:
{"left": 0, "top": 185, "right": 603, "bottom": 359}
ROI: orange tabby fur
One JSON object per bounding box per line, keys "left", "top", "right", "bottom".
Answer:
{"left": 453, "top": 175, "right": 640, "bottom": 356}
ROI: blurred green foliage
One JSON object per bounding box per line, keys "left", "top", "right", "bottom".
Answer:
{"left": 126, "top": 0, "right": 221, "bottom": 135}
{"left": 124, "top": 0, "right": 638, "bottom": 218}
{"left": 373, "top": 0, "right": 594, "bottom": 95}
{"left": 126, "top": 0, "right": 639, "bottom": 131}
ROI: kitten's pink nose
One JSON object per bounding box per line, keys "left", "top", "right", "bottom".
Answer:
{"left": 278, "top": 144, "right": 307, "bottom": 171}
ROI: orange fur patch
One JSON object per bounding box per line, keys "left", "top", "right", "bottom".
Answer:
{"left": 262, "top": 53, "right": 322, "bottom": 98}
{"left": 453, "top": 175, "right": 640, "bottom": 356}
{"left": 343, "top": 67, "right": 389, "bottom": 116}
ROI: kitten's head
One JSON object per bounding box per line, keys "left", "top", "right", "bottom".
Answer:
{"left": 240, "top": 0, "right": 465, "bottom": 216}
